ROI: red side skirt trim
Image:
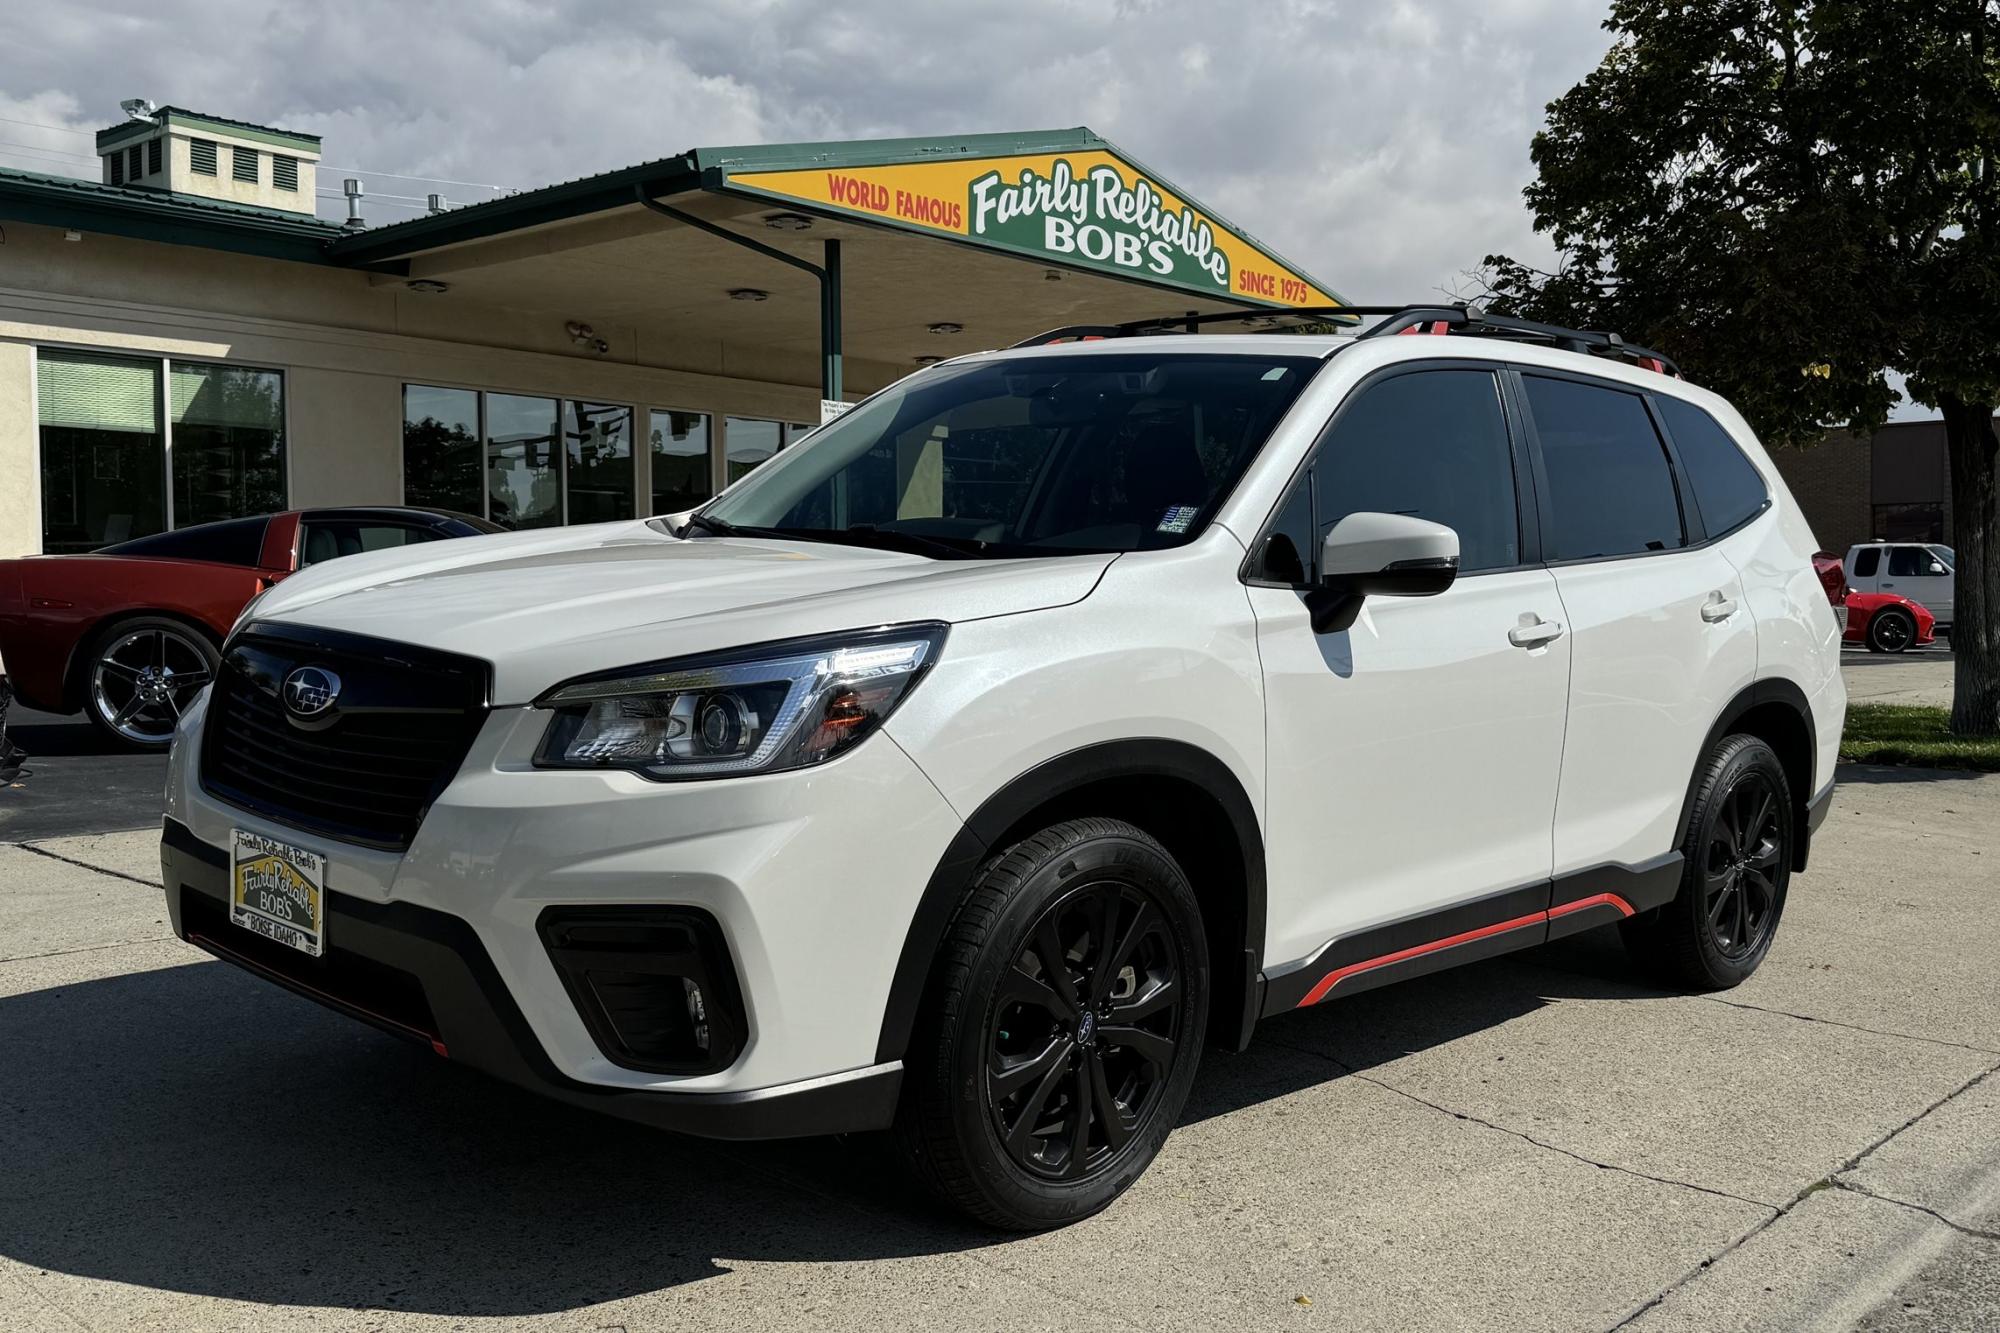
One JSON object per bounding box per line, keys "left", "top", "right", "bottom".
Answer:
{"left": 1295, "top": 893, "right": 1636, "bottom": 1008}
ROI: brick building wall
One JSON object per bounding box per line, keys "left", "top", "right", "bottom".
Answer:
{"left": 1768, "top": 416, "right": 1972, "bottom": 554}
{"left": 1771, "top": 428, "right": 1875, "bottom": 554}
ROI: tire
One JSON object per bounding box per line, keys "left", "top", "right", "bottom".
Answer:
{"left": 895, "top": 817, "right": 1210, "bottom": 1230}
{"left": 1621, "top": 735, "right": 1792, "bottom": 990}
{"left": 80, "top": 616, "right": 220, "bottom": 751}
{"left": 1866, "top": 607, "right": 1915, "bottom": 653}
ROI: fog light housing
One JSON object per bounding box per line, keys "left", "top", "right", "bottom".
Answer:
{"left": 537, "top": 907, "right": 745, "bottom": 1074}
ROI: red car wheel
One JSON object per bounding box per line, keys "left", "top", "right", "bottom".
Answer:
{"left": 84, "top": 617, "right": 219, "bottom": 749}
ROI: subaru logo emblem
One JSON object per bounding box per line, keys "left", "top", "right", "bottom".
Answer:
{"left": 1076, "top": 1011, "right": 1096, "bottom": 1045}
{"left": 282, "top": 666, "right": 341, "bottom": 719}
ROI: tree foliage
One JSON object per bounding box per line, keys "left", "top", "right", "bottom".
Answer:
{"left": 1485, "top": 0, "right": 2000, "bottom": 733}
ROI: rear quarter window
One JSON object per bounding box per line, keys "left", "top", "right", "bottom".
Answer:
{"left": 98, "top": 516, "right": 270, "bottom": 566}
{"left": 1655, "top": 396, "right": 1768, "bottom": 536}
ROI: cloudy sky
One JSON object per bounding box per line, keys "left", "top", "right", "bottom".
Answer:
{"left": 3, "top": 0, "right": 1625, "bottom": 303}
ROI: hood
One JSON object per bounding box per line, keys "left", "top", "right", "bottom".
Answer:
{"left": 248, "top": 520, "right": 1113, "bottom": 704}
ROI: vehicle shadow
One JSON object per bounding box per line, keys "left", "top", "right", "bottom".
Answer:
{"left": 0, "top": 929, "right": 1656, "bottom": 1317}
{"left": 1834, "top": 762, "right": 1991, "bottom": 785}
{"left": 2, "top": 709, "right": 129, "bottom": 758}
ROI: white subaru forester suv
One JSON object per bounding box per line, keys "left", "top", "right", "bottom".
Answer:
{"left": 162, "top": 306, "right": 1844, "bottom": 1230}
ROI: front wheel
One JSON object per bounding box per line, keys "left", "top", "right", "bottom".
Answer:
{"left": 1866, "top": 607, "right": 1915, "bottom": 653}
{"left": 83, "top": 617, "right": 219, "bottom": 750}
{"left": 896, "top": 818, "right": 1209, "bottom": 1230}
{"left": 1621, "top": 734, "right": 1792, "bottom": 990}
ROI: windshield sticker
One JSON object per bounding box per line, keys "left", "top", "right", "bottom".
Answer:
{"left": 1157, "top": 505, "right": 1199, "bottom": 534}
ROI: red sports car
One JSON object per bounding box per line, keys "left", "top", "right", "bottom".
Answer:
{"left": 1812, "top": 550, "right": 1936, "bottom": 654}
{"left": 0, "top": 507, "right": 500, "bottom": 749}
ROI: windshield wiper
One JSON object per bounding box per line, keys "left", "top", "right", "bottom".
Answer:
{"left": 829, "top": 525, "right": 984, "bottom": 560}
{"left": 679, "top": 512, "right": 739, "bottom": 538}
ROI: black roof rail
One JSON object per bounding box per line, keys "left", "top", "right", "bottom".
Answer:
{"left": 1011, "top": 303, "right": 1682, "bottom": 377}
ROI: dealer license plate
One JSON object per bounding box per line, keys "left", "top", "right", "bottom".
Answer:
{"left": 229, "top": 829, "right": 327, "bottom": 957}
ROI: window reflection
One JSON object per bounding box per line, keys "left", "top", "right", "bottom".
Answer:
{"left": 726, "top": 417, "right": 784, "bottom": 484}
{"left": 651, "top": 410, "right": 712, "bottom": 515}
{"left": 171, "top": 362, "right": 286, "bottom": 529}
{"left": 486, "top": 393, "right": 562, "bottom": 528}
{"left": 565, "top": 401, "right": 634, "bottom": 523}
{"left": 403, "top": 385, "right": 482, "bottom": 515}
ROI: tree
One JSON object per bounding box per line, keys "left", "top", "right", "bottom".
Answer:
{"left": 1482, "top": 0, "right": 2000, "bottom": 735}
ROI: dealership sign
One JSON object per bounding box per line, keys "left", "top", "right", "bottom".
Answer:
{"left": 724, "top": 149, "right": 1336, "bottom": 309}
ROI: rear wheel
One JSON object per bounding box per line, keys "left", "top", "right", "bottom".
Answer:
{"left": 896, "top": 818, "right": 1209, "bottom": 1230}
{"left": 1621, "top": 735, "right": 1792, "bottom": 990}
{"left": 1866, "top": 607, "right": 1915, "bottom": 653}
{"left": 82, "top": 617, "right": 218, "bottom": 751}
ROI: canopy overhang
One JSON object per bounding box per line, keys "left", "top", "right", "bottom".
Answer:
{"left": 326, "top": 128, "right": 1346, "bottom": 405}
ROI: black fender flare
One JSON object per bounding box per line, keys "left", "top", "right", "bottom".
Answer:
{"left": 1679, "top": 677, "right": 1818, "bottom": 871}
{"left": 874, "top": 738, "right": 1267, "bottom": 1064}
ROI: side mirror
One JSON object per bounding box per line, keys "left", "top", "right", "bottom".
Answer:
{"left": 1309, "top": 512, "right": 1460, "bottom": 634}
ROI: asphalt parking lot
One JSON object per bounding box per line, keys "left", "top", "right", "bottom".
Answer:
{"left": 2, "top": 649, "right": 1995, "bottom": 1331}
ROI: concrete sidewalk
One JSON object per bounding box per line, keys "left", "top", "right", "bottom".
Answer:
{"left": 1, "top": 772, "right": 1996, "bottom": 1331}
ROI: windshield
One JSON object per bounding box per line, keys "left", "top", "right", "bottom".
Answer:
{"left": 1930, "top": 545, "right": 1955, "bottom": 570}
{"left": 693, "top": 352, "right": 1321, "bottom": 558}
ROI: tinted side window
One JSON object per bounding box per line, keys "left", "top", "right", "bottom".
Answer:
{"left": 1887, "top": 546, "right": 1940, "bottom": 577}
{"left": 1655, "top": 396, "right": 1767, "bottom": 535}
{"left": 1853, "top": 547, "right": 1880, "bottom": 578}
{"left": 100, "top": 516, "right": 270, "bottom": 566}
{"left": 1524, "top": 375, "right": 1685, "bottom": 560}
{"left": 1308, "top": 369, "right": 1520, "bottom": 573}
{"left": 299, "top": 521, "right": 442, "bottom": 568}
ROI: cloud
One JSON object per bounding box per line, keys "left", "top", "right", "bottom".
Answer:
{"left": 2, "top": 0, "right": 1618, "bottom": 303}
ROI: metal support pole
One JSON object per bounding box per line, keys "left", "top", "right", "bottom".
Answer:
{"left": 634, "top": 186, "right": 843, "bottom": 403}
{"left": 823, "top": 239, "right": 843, "bottom": 405}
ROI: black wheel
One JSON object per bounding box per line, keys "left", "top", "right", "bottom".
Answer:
{"left": 81, "top": 616, "right": 218, "bottom": 751}
{"left": 1866, "top": 607, "right": 1915, "bottom": 653}
{"left": 1621, "top": 735, "right": 1792, "bottom": 989}
{"left": 896, "top": 817, "right": 1209, "bottom": 1230}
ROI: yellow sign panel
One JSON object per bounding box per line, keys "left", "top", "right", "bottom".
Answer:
{"left": 727, "top": 150, "right": 1337, "bottom": 309}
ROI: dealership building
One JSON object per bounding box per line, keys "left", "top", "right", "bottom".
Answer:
{"left": 0, "top": 106, "right": 1340, "bottom": 559}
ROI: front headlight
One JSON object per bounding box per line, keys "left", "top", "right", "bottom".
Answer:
{"left": 534, "top": 623, "right": 946, "bottom": 779}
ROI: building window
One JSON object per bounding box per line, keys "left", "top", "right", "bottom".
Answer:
{"left": 191, "top": 139, "right": 218, "bottom": 175}
{"left": 36, "top": 351, "right": 165, "bottom": 553}
{"left": 1872, "top": 502, "right": 1945, "bottom": 543}
{"left": 485, "top": 393, "right": 563, "bottom": 529}
{"left": 272, "top": 155, "right": 298, "bottom": 191}
{"left": 564, "top": 401, "right": 634, "bottom": 523}
{"left": 127, "top": 144, "right": 143, "bottom": 179}
{"left": 169, "top": 362, "right": 286, "bottom": 529}
{"left": 725, "top": 417, "right": 785, "bottom": 484}
{"left": 232, "top": 146, "right": 259, "bottom": 184}
{"left": 650, "top": 410, "right": 713, "bottom": 514}
{"left": 147, "top": 138, "right": 163, "bottom": 176}
{"left": 402, "top": 386, "right": 483, "bottom": 515}
{"left": 107, "top": 152, "right": 124, "bottom": 186}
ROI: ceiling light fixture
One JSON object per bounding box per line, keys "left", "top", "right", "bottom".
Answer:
{"left": 913, "top": 354, "right": 945, "bottom": 365}
{"left": 762, "top": 212, "right": 815, "bottom": 231}
{"left": 406, "top": 279, "right": 450, "bottom": 294}
{"left": 729, "top": 288, "right": 770, "bottom": 302}
{"left": 926, "top": 322, "right": 964, "bottom": 335}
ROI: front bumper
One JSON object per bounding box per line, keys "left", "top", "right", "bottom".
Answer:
{"left": 162, "top": 817, "right": 902, "bottom": 1138}
{"left": 164, "top": 683, "right": 969, "bottom": 1118}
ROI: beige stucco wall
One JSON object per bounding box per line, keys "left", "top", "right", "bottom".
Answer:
{"left": 0, "top": 218, "right": 840, "bottom": 556}
{"left": 0, "top": 340, "right": 37, "bottom": 560}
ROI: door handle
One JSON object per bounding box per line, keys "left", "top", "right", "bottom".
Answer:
{"left": 1701, "top": 593, "right": 1738, "bottom": 623}
{"left": 1508, "top": 619, "right": 1565, "bottom": 648}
